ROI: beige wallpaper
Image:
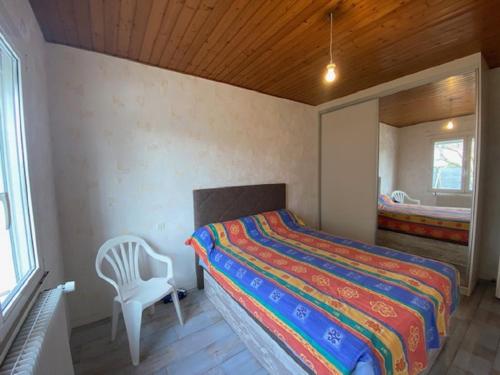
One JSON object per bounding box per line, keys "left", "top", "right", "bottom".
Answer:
{"left": 378, "top": 123, "right": 399, "bottom": 195}
{"left": 0, "top": 1, "right": 63, "bottom": 289}
{"left": 46, "top": 45, "right": 318, "bottom": 326}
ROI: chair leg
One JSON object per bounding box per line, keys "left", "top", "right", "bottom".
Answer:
{"left": 171, "top": 290, "right": 184, "bottom": 326}
{"left": 111, "top": 299, "right": 120, "bottom": 341}
{"left": 122, "top": 301, "right": 143, "bottom": 366}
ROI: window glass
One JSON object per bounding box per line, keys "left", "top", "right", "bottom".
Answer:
{"left": 0, "top": 37, "right": 37, "bottom": 310}
{"left": 469, "top": 137, "right": 475, "bottom": 191}
{"left": 432, "top": 139, "right": 464, "bottom": 190}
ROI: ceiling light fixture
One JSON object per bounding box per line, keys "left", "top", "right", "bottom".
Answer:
{"left": 325, "top": 12, "right": 337, "bottom": 83}
{"left": 446, "top": 120, "right": 454, "bottom": 130}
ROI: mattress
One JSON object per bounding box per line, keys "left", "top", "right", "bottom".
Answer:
{"left": 187, "top": 209, "right": 460, "bottom": 375}
{"left": 377, "top": 195, "right": 471, "bottom": 245}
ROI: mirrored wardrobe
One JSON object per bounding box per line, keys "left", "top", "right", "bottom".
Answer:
{"left": 375, "top": 72, "right": 479, "bottom": 291}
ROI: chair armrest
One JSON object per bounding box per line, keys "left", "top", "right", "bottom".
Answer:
{"left": 406, "top": 197, "right": 421, "bottom": 205}
{"left": 143, "top": 246, "right": 174, "bottom": 281}
{"left": 95, "top": 267, "right": 122, "bottom": 301}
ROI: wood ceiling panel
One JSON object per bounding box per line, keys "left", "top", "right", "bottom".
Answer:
{"left": 128, "top": 0, "right": 153, "bottom": 60}
{"left": 237, "top": 0, "right": 408, "bottom": 90}
{"left": 57, "top": 0, "right": 79, "bottom": 46}
{"left": 201, "top": 0, "right": 279, "bottom": 77}
{"left": 30, "top": 0, "right": 500, "bottom": 105}
{"left": 88, "top": 0, "right": 105, "bottom": 53}
{"left": 138, "top": 0, "right": 168, "bottom": 62}
{"left": 158, "top": 0, "right": 200, "bottom": 67}
{"left": 173, "top": 0, "right": 233, "bottom": 71}
{"left": 210, "top": 0, "right": 306, "bottom": 80}
{"left": 103, "top": 0, "right": 119, "bottom": 55}
{"left": 253, "top": 0, "right": 479, "bottom": 102}
{"left": 223, "top": 1, "right": 340, "bottom": 93}
{"left": 73, "top": 0, "right": 92, "bottom": 50}
{"left": 149, "top": 0, "right": 185, "bottom": 65}
{"left": 195, "top": 0, "right": 265, "bottom": 77}
{"left": 187, "top": 0, "right": 250, "bottom": 75}
{"left": 116, "top": 0, "right": 136, "bottom": 57}
{"left": 167, "top": 0, "right": 218, "bottom": 69}
{"left": 29, "top": 0, "right": 56, "bottom": 42}
{"left": 379, "top": 73, "right": 476, "bottom": 127}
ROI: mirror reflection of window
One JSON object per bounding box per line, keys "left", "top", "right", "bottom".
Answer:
{"left": 432, "top": 139, "right": 464, "bottom": 190}
{"left": 469, "top": 137, "right": 475, "bottom": 191}
{"left": 432, "top": 137, "right": 474, "bottom": 192}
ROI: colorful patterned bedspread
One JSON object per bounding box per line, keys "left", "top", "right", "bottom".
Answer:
{"left": 186, "top": 209, "right": 459, "bottom": 375}
{"left": 378, "top": 195, "right": 470, "bottom": 245}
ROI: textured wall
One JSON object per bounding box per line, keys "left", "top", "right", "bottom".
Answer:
{"left": 0, "top": 1, "right": 63, "bottom": 289}
{"left": 378, "top": 123, "right": 399, "bottom": 195}
{"left": 46, "top": 45, "right": 318, "bottom": 326}
{"left": 396, "top": 115, "right": 475, "bottom": 206}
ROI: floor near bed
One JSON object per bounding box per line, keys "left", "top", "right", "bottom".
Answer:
{"left": 70, "top": 281, "right": 500, "bottom": 375}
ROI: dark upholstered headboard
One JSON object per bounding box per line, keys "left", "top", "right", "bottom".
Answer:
{"left": 192, "top": 183, "right": 286, "bottom": 288}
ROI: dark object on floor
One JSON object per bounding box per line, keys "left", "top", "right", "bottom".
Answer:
{"left": 162, "top": 289, "right": 187, "bottom": 304}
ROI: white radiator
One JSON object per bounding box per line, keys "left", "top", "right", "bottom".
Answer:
{"left": 0, "top": 284, "right": 74, "bottom": 375}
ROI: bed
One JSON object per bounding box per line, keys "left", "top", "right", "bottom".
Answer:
{"left": 377, "top": 195, "right": 470, "bottom": 287}
{"left": 377, "top": 194, "right": 471, "bottom": 246}
{"left": 187, "top": 184, "right": 459, "bottom": 375}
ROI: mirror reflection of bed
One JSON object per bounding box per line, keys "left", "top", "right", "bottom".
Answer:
{"left": 376, "top": 72, "right": 477, "bottom": 289}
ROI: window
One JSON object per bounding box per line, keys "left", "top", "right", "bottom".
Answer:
{"left": 432, "top": 137, "right": 475, "bottom": 192}
{"left": 469, "top": 137, "right": 475, "bottom": 191}
{"left": 0, "top": 34, "right": 40, "bottom": 336}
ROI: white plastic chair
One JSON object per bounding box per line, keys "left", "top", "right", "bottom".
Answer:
{"left": 95, "top": 235, "right": 183, "bottom": 366}
{"left": 391, "top": 190, "right": 421, "bottom": 205}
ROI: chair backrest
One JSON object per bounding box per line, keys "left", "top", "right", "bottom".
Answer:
{"left": 95, "top": 235, "right": 153, "bottom": 300}
{"left": 391, "top": 190, "right": 407, "bottom": 203}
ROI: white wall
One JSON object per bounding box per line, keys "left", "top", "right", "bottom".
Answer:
{"left": 46, "top": 45, "right": 318, "bottom": 327}
{"left": 378, "top": 123, "right": 399, "bottom": 195}
{"left": 396, "top": 115, "right": 475, "bottom": 207}
{"left": 0, "top": 1, "right": 63, "bottom": 289}
{"left": 479, "top": 67, "right": 500, "bottom": 280}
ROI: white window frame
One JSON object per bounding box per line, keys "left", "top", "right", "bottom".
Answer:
{"left": 430, "top": 135, "right": 475, "bottom": 194}
{"left": 0, "top": 32, "right": 43, "bottom": 343}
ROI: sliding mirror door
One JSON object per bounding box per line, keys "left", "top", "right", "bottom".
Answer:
{"left": 375, "top": 72, "right": 478, "bottom": 292}
{"left": 321, "top": 99, "right": 379, "bottom": 243}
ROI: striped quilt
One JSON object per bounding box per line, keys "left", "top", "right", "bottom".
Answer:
{"left": 378, "top": 195, "right": 470, "bottom": 245}
{"left": 186, "top": 209, "right": 459, "bottom": 375}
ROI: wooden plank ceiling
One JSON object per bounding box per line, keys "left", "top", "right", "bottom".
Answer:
{"left": 29, "top": 0, "right": 500, "bottom": 106}
{"left": 380, "top": 72, "right": 476, "bottom": 127}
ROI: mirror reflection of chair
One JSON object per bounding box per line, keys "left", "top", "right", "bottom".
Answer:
{"left": 391, "top": 190, "right": 421, "bottom": 205}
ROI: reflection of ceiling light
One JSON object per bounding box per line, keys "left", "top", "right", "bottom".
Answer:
{"left": 446, "top": 121, "right": 454, "bottom": 130}
{"left": 324, "top": 13, "right": 337, "bottom": 83}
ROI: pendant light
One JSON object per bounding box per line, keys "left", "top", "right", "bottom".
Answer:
{"left": 325, "top": 12, "right": 337, "bottom": 83}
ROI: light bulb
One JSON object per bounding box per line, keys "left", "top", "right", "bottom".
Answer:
{"left": 446, "top": 121, "right": 454, "bottom": 130}
{"left": 325, "top": 63, "right": 336, "bottom": 83}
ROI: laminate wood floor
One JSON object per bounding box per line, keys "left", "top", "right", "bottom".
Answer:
{"left": 71, "top": 281, "right": 500, "bottom": 375}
